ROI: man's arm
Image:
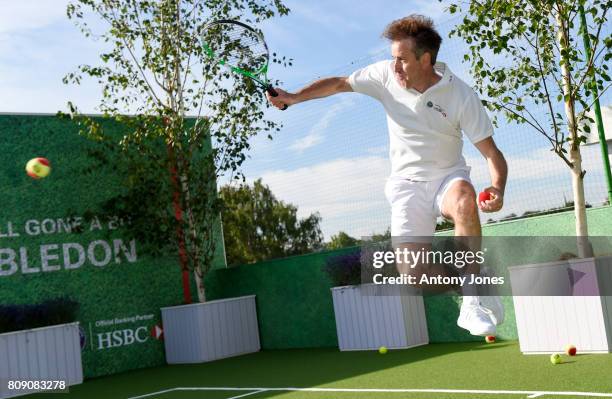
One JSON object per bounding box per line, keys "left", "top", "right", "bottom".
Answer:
{"left": 266, "top": 77, "right": 352, "bottom": 110}
{"left": 474, "top": 137, "right": 507, "bottom": 213}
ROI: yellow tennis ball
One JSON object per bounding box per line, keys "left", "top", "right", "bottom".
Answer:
{"left": 550, "top": 353, "right": 562, "bottom": 365}
{"left": 378, "top": 346, "right": 388, "bottom": 354}
{"left": 26, "top": 157, "right": 51, "bottom": 179}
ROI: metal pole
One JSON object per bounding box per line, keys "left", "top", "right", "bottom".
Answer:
{"left": 578, "top": 4, "right": 612, "bottom": 204}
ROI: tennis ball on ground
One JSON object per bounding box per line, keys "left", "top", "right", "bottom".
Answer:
{"left": 565, "top": 344, "right": 577, "bottom": 356}
{"left": 550, "top": 353, "right": 562, "bottom": 364}
{"left": 378, "top": 346, "right": 388, "bottom": 354}
{"left": 26, "top": 157, "right": 51, "bottom": 179}
{"left": 478, "top": 191, "right": 491, "bottom": 203}
{"left": 485, "top": 335, "right": 496, "bottom": 343}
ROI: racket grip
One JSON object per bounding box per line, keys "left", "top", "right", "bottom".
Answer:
{"left": 266, "top": 86, "right": 279, "bottom": 96}
{"left": 266, "top": 86, "right": 288, "bottom": 110}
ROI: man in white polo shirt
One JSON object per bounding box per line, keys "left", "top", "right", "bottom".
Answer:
{"left": 267, "top": 15, "right": 508, "bottom": 337}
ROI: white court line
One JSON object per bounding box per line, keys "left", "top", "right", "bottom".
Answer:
{"left": 227, "top": 389, "right": 269, "bottom": 399}
{"left": 127, "top": 386, "right": 612, "bottom": 399}
{"left": 127, "top": 388, "right": 178, "bottom": 399}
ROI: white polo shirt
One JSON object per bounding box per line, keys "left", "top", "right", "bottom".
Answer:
{"left": 348, "top": 60, "right": 493, "bottom": 181}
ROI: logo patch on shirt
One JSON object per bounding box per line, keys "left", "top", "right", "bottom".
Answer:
{"left": 427, "top": 101, "right": 447, "bottom": 118}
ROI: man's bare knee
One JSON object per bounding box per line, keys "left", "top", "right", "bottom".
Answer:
{"left": 446, "top": 185, "right": 478, "bottom": 226}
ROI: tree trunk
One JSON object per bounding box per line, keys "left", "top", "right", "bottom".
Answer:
{"left": 193, "top": 266, "right": 206, "bottom": 303}
{"left": 555, "top": 8, "right": 592, "bottom": 258}
{"left": 172, "top": 0, "right": 207, "bottom": 302}
{"left": 569, "top": 148, "right": 593, "bottom": 257}
{"left": 179, "top": 170, "right": 207, "bottom": 303}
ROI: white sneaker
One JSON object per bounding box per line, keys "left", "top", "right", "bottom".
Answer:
{"left": 457, "top": 297, "right": 496, "bottom": 336}
{"left": 479, "top": 296, "right": 505, "bottom": 326}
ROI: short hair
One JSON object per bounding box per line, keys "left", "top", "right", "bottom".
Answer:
{"left": 383, "top": 15, "right": 442, "bottom": 65}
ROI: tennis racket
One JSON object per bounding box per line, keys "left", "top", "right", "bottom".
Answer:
{"left": 201, "top": 19, "right": 287, "bottom": 110}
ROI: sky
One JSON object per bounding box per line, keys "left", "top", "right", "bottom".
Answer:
{"left": 1, "top": 0, "right": 611, "bottom": 240}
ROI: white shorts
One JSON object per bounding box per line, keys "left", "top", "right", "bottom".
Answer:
{"left": 384, "top": 169, "right": 471, "bottom": 241}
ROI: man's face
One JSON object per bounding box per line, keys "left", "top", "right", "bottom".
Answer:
{"left": 391, "top": 38, "right": 429, "bottom": 89}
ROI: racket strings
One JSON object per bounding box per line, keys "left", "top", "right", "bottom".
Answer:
{"left": 204, "top": 23, "right": 268, "bottom": 73}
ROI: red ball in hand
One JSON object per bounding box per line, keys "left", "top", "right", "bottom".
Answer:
{"left": 478, "top": 191, "right": 491, "bottom": 203}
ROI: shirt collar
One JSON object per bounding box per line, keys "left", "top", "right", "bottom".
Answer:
{"left": 397, "top": 61, "right": 454, "bottom": 98}
{"left": 433, "top": 62, "right": 453, "bottom": 87}
{"left": 414, "top": 62, "right": 453, "bottom": 101}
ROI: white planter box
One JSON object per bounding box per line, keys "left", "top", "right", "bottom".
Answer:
{"left": 161, "top": 295, "right": 260, "bottom": 364}
{"left": 510, "top": 256, "right": 612, "bottom": 354}
{"left": 0, "top": 322, "right": 83, "bottom": 399}
{"left": 331, "top": 284, "right": 429, "bottom": 351}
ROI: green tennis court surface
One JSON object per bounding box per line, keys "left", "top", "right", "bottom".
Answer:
{"left": 28, "top": 342, "right": 612, "bottom": 399}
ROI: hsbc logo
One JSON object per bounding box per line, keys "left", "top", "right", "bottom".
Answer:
{"left": 96, "top": 326, "right": 149, "bottom": 350}
{"left": 87, "top": 314, "right": 159, "bottom": 351}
